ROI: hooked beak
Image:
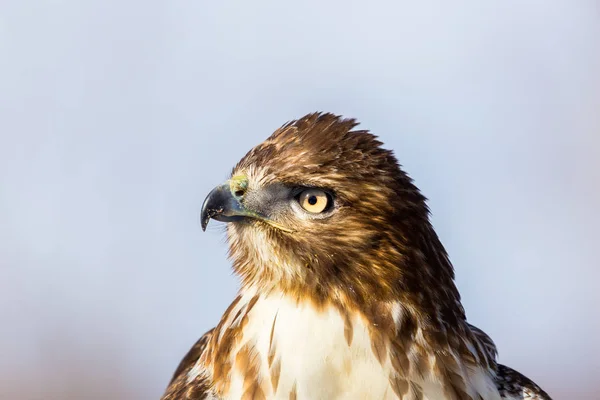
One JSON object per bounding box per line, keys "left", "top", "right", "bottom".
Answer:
{"left": 200, "top": 181, "right": 295, "bottom": 233}
{"left": 200, "top": 182, "right": 254, "bottom": 231}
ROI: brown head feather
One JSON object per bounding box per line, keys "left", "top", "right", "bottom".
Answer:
{"left": 228, "top": 112, "right": 465, "bottom": 333}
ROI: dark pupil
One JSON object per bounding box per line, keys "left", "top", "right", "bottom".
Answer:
{"left": 308, "top": 195, "right": 318, "bottom": 205}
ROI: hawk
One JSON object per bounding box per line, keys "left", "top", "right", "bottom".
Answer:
{"left": 162, "top": 113, "right": 552, "bottom": 400}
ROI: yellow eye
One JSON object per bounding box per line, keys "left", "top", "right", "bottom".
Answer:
{"left": 298, "top": 189, "right": 330, "bottom": 213}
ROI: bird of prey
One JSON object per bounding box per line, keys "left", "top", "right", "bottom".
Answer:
{"left": 162, "top": 113, "right": 552, "bottom": 400}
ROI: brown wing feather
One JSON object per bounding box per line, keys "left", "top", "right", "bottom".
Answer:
{"left": 468, "top": 323, "right": 498, "bottom": 366}
{"left": 161, "top": 329, "right": 215, "bottom": 400}
{"left": 496, "top": 364, "right": 553, "bottom": 400}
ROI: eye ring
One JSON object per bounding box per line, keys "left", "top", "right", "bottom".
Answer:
{"left": 296, "top": 189, "right": 332, "bottom": 214}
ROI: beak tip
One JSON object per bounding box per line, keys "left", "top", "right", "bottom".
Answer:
{"left": 200, "top": 187, "right": 217, "bottom": 232}
{"left": 200, "top": 214, "right": 209, "bottom": 231}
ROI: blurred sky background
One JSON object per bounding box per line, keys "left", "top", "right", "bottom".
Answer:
{"left": 1, "top": 1, "right": 599, "bottom": 399}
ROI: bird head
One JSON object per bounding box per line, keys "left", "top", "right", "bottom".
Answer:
{"left": 201, "top": 112, "right": 463, "bottom": 321}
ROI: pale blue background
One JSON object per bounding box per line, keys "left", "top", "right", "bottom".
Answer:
{"left": 1, "top": 1, "right": 598, "bottom": 399}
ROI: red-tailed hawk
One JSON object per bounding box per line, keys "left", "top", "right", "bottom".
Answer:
{"left": 162, "top": 113, "right": 552, "bottom": 400}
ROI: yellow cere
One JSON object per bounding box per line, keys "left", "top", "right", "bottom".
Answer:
{"left": 230, "top": 175, "right": 249, "bottom": 197}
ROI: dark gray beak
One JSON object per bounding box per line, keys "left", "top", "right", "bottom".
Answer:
{"left": 200, "top": 180, "right": 294, "bottom": 233}
{"left": 200, "top": 182, "right": 252, "bottom": 231}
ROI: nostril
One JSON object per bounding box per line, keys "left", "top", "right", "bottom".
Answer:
{"left": 234, "top": 189, "right": 245, "bottom": 198}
